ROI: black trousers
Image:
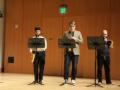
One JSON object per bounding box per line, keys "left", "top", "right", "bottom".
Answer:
{"left": 64, "top": 52, "right": 79, "bottom": 80}
{"left": 97, "top": 55, "right": 111, "bottom": 84}
{"left": 33, "top": 51, "right": 45, "bottom": 82}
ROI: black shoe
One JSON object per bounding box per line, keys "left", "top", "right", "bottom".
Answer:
{"left": 106, "top": 82, "right": 112, "bottom": 85}
{"left": 28, "top": 81, "right": 38, "bottom": 85}
{"left": 38, "top": 81, "right": 44, "bottom": 85}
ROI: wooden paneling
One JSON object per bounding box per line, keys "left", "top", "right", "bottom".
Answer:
{"left": 4, "top": 0, "right": 120, "bottom": 80}
{"left": 42, "top": 18, "right": 63, "bottom": 75}
{"left": 4, "top": 0, "right": 23, "bottom": 73}
{"left": 111, "top": 14, "right": 120, "bottom": 79}
{"left": 110, "top": 0, "right": 120, "bottom": 79}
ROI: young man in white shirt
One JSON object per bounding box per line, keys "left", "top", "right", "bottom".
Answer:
{"left": 30, "top": 27, "right": 47, "bottom": 85}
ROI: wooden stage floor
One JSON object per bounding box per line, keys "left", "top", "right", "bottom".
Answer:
{"left": 0, "top": 73, "right": 120, "bottom": 90}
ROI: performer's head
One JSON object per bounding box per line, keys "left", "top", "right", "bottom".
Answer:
{"left": 34, "top": 26, "right": 41, "bottom": 36}
{"left": 69, "top": 20, "right": 76, "bottom": 31}
{"left": 102, "top": 29, "right": 108, "bottom": 38}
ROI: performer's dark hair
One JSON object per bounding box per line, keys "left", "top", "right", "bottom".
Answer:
{"left": 34, "top": 26, "right": 41, "bottom": 31}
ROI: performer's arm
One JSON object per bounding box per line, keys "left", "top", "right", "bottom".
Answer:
{"left": 72, "top": 32, "right": 83, "bottom": 44}
{"left": 29, "top": 48, "right": 35, "bottom": 63}
{"left": 44, "top": 38, "right": 47, "bottom": 50}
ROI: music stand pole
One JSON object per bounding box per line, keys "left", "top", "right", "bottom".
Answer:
{"left": 87, "top": 46, "right": 103, "bottom": 87}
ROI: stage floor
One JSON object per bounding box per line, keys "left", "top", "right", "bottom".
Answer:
{"left": 0, "top": 73, "right": 120, "bottom": 90}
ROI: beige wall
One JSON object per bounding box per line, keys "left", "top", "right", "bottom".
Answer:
{"left": 4, "top": 0, "right": 120, "bottom": 80}
{"left": 0, "top": 0, "right": 4, "bottom": 72}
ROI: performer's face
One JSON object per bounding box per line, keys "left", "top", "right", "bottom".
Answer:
{"left": 69, "top": 25, "right": 76, "bottom": 31}
{"left": 102, "top": 30, "right": 108, "bottom": 38}
{"left": 35, "top": 30, "right": 41, "bottom": 36}
{"left": 69, "top": 21, "right": 76, "bottom": 31}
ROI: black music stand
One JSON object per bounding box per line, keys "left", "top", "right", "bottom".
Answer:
{"left": 87, "top": 36, "right": 104, "bottom": 87}
{"left": 28, "top": 38, "right": 45, "bottom": 48}
{"left": 58, "top": 38, "right": 76, "bottom": 48}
